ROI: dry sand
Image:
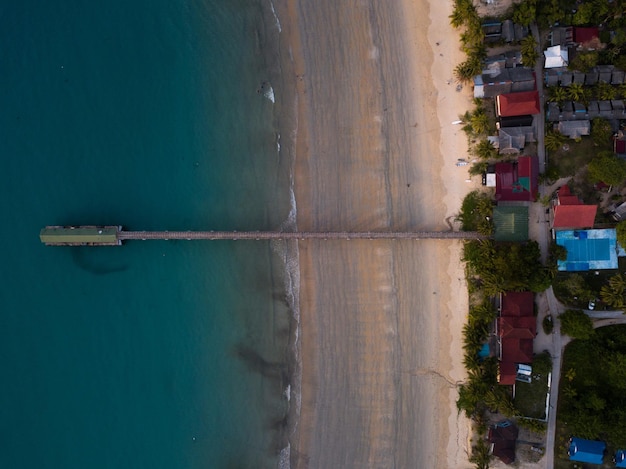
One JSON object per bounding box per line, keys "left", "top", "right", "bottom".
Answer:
{"left": 277, "top": 0, "right": 479, "bottom": 467}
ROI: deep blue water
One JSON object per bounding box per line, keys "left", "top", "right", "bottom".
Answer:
{"left": 0, "top": 1, "right": 292, "bottom": 468}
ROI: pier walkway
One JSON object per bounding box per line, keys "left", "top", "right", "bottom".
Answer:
{"left": 117, "top": 230, "right": 485, "bottom": 241}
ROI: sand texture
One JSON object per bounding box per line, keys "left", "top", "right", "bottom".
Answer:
{"left": 281, "top": 0, "right": 477, "bottom": 467}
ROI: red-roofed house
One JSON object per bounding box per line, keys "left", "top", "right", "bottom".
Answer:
{"left": 552, "top": 185, "right": 597, "bottom": 230}
{"left": 501, "top": 291, "right": 534, "bottom": 316}
{"left": 497, "top": 291, "right": 536, "bottom": 385}
{"left": 489, "top": 420, "right": 519, "bottom": 464}
{"left": 495, "top": 155, "right": 539, "bottom": 202}
{"left": 496, "top": 91, "right": 540, "bottom": 117}
{"left": 573, "top": 27, "right": 599, "bottom": 45}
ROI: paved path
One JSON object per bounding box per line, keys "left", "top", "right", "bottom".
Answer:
{"left": 531, "top": 22, "right": 546, "bottom": 172}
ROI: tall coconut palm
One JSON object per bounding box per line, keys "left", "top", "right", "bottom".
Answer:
{"left": 521, "top": 35, "right": 538, "bottom": 67}
{"left": 567, "top": 82, "right": 586, "bottom": 102}
{"left": 547, "top": 85, "right": 568, "bottom": 105}
{"left": 473, "top": 138, "right": 498, "bottom": 160}
{"left": 609, "top": 273, "right": 626, "bottom": 292}
{"left": 600, "top": 284, "right": 625, "bottom": 308}
{"left": 449, "top": 0, "right": 477, "bottom": 28}
{"left": 595, "top": 81, "right": 617, "bottom": 101}
{"left": 454, "top": 56, "right": 482, "bottom": 84}
{"left": 545, "top": 130, "right": 566, "bottom": 152}
{"left": 469, "top": 109, "right": 490, "bottom": 136}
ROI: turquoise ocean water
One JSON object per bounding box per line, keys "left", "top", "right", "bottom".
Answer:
{"left": 0, "top": 1, "right": 295, "bottom": 468}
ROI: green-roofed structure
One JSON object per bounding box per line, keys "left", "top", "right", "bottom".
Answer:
{"left": 493, "top": 206, "right": 529, "bottom": 242}
{"left": 39, "top": 226, "right": 121, "bottom": 246}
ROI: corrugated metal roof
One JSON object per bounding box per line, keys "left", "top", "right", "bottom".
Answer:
{"left": 493, "top": 206, "right": 529, "bottom": 241}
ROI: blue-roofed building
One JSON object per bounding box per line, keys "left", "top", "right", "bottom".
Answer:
{"left": 616, "top": 449, "right": 626, "bottom": 467}
{"left": 556, "top": 229, "right": 623, "bottom": 271}
{"left": 568, "top": 437, "right": 605, "bottom": 464}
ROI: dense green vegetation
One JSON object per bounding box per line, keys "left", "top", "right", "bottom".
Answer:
{"left": 457, "top": 190, "right": 493, "bottom": 234}
{"left": 559, "top": 326, "right": 626, "bottom": 447}
{"left": 559, "top": 309, "right": 595, "bottom": 340}
{"left": 463, "top": 239, "right": 553, "bottom": 295}
{"left": 450, "top": 0, "right": 485, "bottom": 83}
{"left": 588, "top": 151, "right": 626, "bottom": 186}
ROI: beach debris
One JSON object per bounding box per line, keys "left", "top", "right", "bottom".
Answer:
{"left": 456, "top": 84, "right": 463, "bottom": 92}
{"left": 456, "top": 161, "right": 469, "bottom": 166}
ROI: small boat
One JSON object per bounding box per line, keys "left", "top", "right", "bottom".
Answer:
{"left": 456, "top": 161, "right": 469, "bottom": 167}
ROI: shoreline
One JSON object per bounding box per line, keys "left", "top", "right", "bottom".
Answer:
{"left": 274, "top": 0, "right": 476, "bottom": 466}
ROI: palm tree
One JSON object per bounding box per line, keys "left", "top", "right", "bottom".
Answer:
{"left": 473, "top": 139, "right": 497, "bottom": 160}
{"left": 454, "top": 56, "right": 482, "bottom": 84}
{"left": 520, "top": 35, "right": 538, "bottom": 67}
{"left": 545, "top": 130, "right": 566, "bottom": 152}
{"left": 547, "top": 86, "right": 568, "bottom": 105}
{"left": 449, "top": 0, "right": 477, "bottom": 28}
{"left": 469, "top": 109, "right": 490, "bottom": 136}
{"left": 567, "top": 83, "right": 586, "bottom": 102}
{"left": 609, "top": 273, "right": 626, "bottom": 293}
{"left": 600, "top": 284, "right": 625, "bottom": 309}
{"left": 595, "top": 81, "right": 617, "bottom": 101}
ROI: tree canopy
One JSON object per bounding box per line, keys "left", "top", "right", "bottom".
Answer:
{"left": 559, "top": 309, "right": 595, "bottom": 340}
{"left": 463, "top": 240, "right": 552, "bottom": 295}
{"left": 560, "top": 326, "right": 626, "bottom": 446}
{"left": 587, "top": 151, "right": 626, "bottom": 186}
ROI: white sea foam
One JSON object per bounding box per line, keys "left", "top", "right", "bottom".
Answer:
{"left": 276, "top": 132, "right": 281, "bottom": 154}
{"left": 278, "top": 442, "right": 290, "bottom": 469}
{"left": 269, "top": 0, "right": 282, "bottom": 33}
{"left": 264, "top": 84, "right": 275, "bottom": 103}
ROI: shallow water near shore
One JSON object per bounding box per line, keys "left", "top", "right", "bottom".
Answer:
{"left": 0, "top": 1, "right": 294, "bottom": 468}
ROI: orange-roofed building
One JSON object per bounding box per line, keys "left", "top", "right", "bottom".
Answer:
{"left": 496, "top": 91, "right": 540, "bottom": 117}
{"left": 552, "top": 185, "right": 597, "bottom": 230}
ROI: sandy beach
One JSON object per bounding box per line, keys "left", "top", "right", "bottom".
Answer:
{"left": 277, "top": 0, "right": 477, "bottom": 466}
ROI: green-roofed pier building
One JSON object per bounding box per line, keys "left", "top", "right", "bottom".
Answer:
{"left": 39, "top": 226, "right": 122, "bottom": 246}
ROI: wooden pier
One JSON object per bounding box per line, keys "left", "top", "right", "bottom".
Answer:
{"left": 40, "top": 226, "right": 486, "bottom": 246}
{"left": 118, "top": 230, "right": 484, "bottom": 241}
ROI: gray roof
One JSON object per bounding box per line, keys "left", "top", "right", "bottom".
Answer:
{"left": 514, "top": 24, "right": 529, "bottom": 41}
{"left": 572, "top": 71, "right": 586, "bottom": 84}
{"left": 598, "top": 65, "right": 614, "bottom": 83}
{"left": 557, "top": 120, "right": 590, "bottom": 139}
{"left": 612, "top": 70, "right": 625, "bottom": 85}
{"left": 573, "top": 102, "right": 587, "bottom": 115}
{"left": 560, "top": 71, "right": 574, "bottom": 86}
{"left": 545, "top": 72, "right": 560, "bottom": 87}
{"left": 585, "top": 71, "right": 598, "bottom": 85}
{"left": 498, "top": 126, "right": 535, "bottom": 154}
{"left": 502, "top": 20, "right": 514, "bottom": 42}
{"left": 550, "top": 27, "right": 573, "bottom": 46}
{"left": 553, "top": 100, "right": 626, "bottom": 122}
{"left": 478, "top": 68, "right": 535, "bottom": 98}
{"left": 587, "top": 101, "right": 599, "bottom": 119}
{"left": 547, "top": 102, "right": 561, "bottom": 121}
{"left": 505, "top": 51, "right": 523, "bottom": 68}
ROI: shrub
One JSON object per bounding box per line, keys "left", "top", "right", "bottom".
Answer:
{"left": 543, "top": 315, "right": 554, "bottom": 334}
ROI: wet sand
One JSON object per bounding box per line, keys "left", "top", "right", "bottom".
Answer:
{"left": 276, "top": 0, "right": 477, "bottom": 467}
